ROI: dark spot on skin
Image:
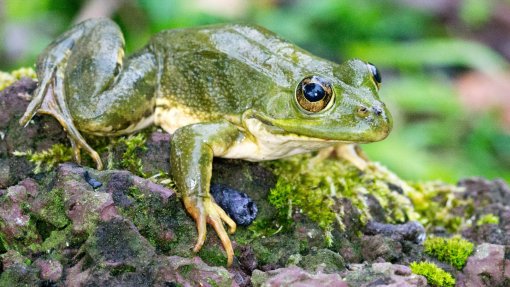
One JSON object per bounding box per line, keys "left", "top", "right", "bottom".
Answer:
{"left": 84, "top": 171, "right": 102, "bottom": 189}
{"left": 210, "top": 184, "right": 258, "bottom": 226}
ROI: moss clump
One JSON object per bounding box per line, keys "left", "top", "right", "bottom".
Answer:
{"left": 409, "top": 181, "right": 472, "bottom": 233}
{"left": 410, "top": 261, "right": 455, "bottom": 287}
{"left": 424, "top": 236, "right": 474, "bottom": 269}
{"left": 476, "top": 213, "right": 499, "bottom": 226}
{"left": 35, "top": 188, "right": 69, "bottom": 229}
{"left": 117, "top": 133, "right": 148, "bottom": 177}
{"left": 266, "top": 153, "right": 416, "bottom": 239}
{"left": 0, "top": 67, "right": 37, "bottom": 91}
{"left": 13, "top": 144, "right": 74, "bottom": 173}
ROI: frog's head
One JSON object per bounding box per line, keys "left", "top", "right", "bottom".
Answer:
{"left": 247, "top": 59, "right": 392, "bottom": 143}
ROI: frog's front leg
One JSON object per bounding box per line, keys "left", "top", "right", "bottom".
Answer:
{"left": 170, "top": 121, "right": 242, "bottom": 266}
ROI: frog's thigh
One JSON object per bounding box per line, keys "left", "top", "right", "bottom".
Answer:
{"left": 64, "top": 18, "right": 125, "bottom": 107}
{"left": 61, "top": 20, "right": 157, "bottom": 135}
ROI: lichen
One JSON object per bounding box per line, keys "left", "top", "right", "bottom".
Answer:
{"left": 12, "top": 144, "right": 74, "bottom": 174}
{"left": 0, "top": 67, "right": 37, "bottom": 91}
{"left": 423, "top": 236, "right": 474, "bottom": 270}
{"left": 476, "top": 213, "right": 499, "bottom": 226}
{"left": 410, "top": 261, "right": 455, "bottom": 287}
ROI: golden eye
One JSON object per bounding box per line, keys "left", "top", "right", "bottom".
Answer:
{"left": 367, "top": 62, "right": 381, "bottom": 89}
{"left": 295, "top": 76, "right": 334, "bottom": 113}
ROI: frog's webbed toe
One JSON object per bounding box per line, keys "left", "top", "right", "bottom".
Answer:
{"left": 21, "top": 67, "right": 103, "bottom": 170}
{"left": 184, "top": 196, "right": 237, "bottom": 266}
{"left": 311, "top": 144, "right": 369, "bottom": 170}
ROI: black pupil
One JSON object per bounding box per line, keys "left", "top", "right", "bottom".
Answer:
{"left": 368, "top": 63, "right": 382, "bottom": 84}
{"left": 303, "top": 83, "right": 326, "bottom": 102}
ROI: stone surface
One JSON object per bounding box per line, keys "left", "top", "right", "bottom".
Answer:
{"left": 457, "top": 243, "right": 510, "bottom": 287}
{"left": 251, "top": 266, "right": 348, "bottom": 287}
{"left": 342, "top": 262, "right": 428, "bottom": 287}
{"left": 364, "top": 220, "right": 426, "bottom": 244}
{"left": 459, "top": 177, "right": 510, "bottom": 246}
{"left": 361, "top": 234, "right": 402, "bottom": 262}
{"left": 34, "top": 259, "right": 63, "bottom": 282}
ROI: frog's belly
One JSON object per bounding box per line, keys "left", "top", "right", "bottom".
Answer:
{"left": 220, "top": 118, "right": 337, "bottom": 161}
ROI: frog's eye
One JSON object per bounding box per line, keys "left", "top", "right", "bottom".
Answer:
{"left": 295, "top": 76, "right": 334, "bottom": 113}
{"left": 367, "top": 63, "right": 382, "bottom": 89}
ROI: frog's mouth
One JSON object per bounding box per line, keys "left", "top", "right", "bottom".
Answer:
{"left": 244, "top": 111, "right": 392, "bottom": 143}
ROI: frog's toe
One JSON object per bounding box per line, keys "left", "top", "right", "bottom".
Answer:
{"left": 192, "top": 212, "right": 207, "bottom": 253}
{"left": 213, "top": 202, "right": 236, "bottom": 234}
{"left": 206, "top": 204, "right": 235, "bottom": 266}
{"left": 184, "top": 197, "right": 236, "bottom": 266}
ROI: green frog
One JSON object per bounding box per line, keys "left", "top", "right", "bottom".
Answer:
{"left": 20, "top": 18, "right": 392, "bottom": 266}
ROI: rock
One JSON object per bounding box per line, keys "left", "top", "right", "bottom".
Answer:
{"left": 342, "top": 262, "right": 427, "bottom": 287}
{"left": 211, "top": 184, "right": 258, "bottom": 226}
{"left": 153, "top": 256, "right": 237, "bottom": 287}
{"left": 360, "top": 234, "right": 402, "bottom": 262}
{"left": 458, "top": 178, "right": 510, "bottom": 246}
{"left": 0, "top": 78, "right": 67, "bottom": 188}
{"left": 364, "top": 221, "right": 426, "bottom": 244}
{"left": 251, "top": 266, "right": 348, "bottom": 287}
{"left": 457, "top": 243, "right": 510, "bottom": 287}
{"left": 291, "top": 248, "right": 345, "bottom": 273}
{"left": 34, "top": 259, "right": 63, "bottom": 282}
{"left": 0, "top": 250, "right": 40, "bottom": 286}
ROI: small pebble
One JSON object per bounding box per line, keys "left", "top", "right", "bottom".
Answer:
{"left": 210, "top": 184, "right": 258, "bottom": 226}
{"left": 84, "top": 171, "right": 102, "bottom": 189}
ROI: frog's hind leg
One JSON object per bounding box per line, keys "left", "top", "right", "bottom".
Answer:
{"left": 19, "top": 18, "right": 124, "bottom": 169}
{"left": 35, "top": 65, "right": 103, "bottom": 169}
{"left": 20, "top": 18, "right": 102, "bottom": 127}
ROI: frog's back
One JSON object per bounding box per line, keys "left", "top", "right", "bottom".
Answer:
{"left": 149, "top": 24, "right": 335, "bottom": 118}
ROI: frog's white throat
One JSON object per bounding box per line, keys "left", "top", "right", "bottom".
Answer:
{"left": 220, "top": 117, "right": 339, "bottom": 161}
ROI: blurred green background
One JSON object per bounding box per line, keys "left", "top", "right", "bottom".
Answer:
{"left": 1, "top": 0, "right": 509, "bottom": 182}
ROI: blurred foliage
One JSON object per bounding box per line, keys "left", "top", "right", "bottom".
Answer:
{"left": 1, "top": 0, "right": 509, "bottom": 182}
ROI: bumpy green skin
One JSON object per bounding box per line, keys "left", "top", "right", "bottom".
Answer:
{"left": 22, "top": 18, "right": 392, "bottom": 265}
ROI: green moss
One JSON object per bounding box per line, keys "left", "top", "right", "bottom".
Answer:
{"left": 13, "top": 144, "right": 74, "bottom": 174}
{"left": 409, "top": 182, "right": 473, "bottom": 233}
{"left": 410, "top": 261, "right": 455, "bottom": 287}
{"left": 0, "top": 67, "right": 36, "bottom": 91}
{"left": 178, "top": 264, "right": 194, "bottom": 277}
{"left": 117, "top": 133, "right": 148, "bottom": 177}
{"left": 266, "top": 154, "right": 416, "bottom": 237}
{"left": 423, "top": 236, "right": 474, "bottom": 269}
{"left": 35, "top": 188, "right": 70, "bottom": 229}
{"left": 198, "top": 246, "right": 227, "bottom": 266}
{"left": 476, "top": 213, "right": 499, "bottom": 226}
{"left": 35, "top": 225, "right": 74, "bottom": 254}
{"left": 206, "top": 278, "right": 220, "bottom": 287}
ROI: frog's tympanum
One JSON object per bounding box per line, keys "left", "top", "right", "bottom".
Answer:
{"left": 20, "top": 18, "right": 392, "bottom": 266}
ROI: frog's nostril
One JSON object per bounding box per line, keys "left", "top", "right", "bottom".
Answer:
{"left": 372, "top": 106, "right": 383, "bottom": 116}
{"left": 357, "top": 106, "right": 369, "bottom": 117}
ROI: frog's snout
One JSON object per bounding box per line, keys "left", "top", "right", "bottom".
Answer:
{"left": 356, "top": 104, "right": 392, "bottom": 139}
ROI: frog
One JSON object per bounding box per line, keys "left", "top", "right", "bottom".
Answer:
{"left": 20, "top": 18, "right": 392, "bottom": 266}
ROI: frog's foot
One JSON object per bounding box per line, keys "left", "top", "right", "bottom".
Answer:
{"left": 310, "top": 144, "right": 368, "bottom": 170}
{"left": 19, "top": 69, "right": 103, "bottom": 170}
{"left": 183, "top": 196, "right": 237, "bottom": 266}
